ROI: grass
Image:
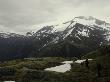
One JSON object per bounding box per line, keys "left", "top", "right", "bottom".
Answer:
{"left": 0, "top": 53, "right": 110, "bottom": 82}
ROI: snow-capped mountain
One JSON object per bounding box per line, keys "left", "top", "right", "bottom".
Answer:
{"left": 0, "top": 31, "right": 26, "bottom": 38}
{"left": 0, "top": 16, "right": 110, "bottom": 60}
{"left": 30, "top": 16, "right": 110, "bottom": 48}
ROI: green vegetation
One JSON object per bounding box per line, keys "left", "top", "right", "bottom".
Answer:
{"left": 0, "top": 57, "right": 66, "bottom": 81}
{"left": 0, "top": 45, "right": 110, "bottom": 82}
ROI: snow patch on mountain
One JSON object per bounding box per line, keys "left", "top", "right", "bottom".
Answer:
{"left": 74, "top": 16, "right": 110, "bottom": 30}
{"left": 63, "top": 28, "right": 74, "bottom": 39}
{"left": 44, "top": 61, "right": 73, "bottom": 73}
{"left": 51, "top": 22, "right": 70, "bottom": 33}
{"left": 105, "top": 35, "right": 110, "bottom": 41}
{"left": 51, "top": 36, "right": 60, "bottom": 43}
{"left": 0, "top": 31, "right": 24, "bottom": 38}
{"left": 75, "top": 17, "right": 96, "bottom": 26}
{"left": 77, "top": 28, "right": 90, "bottom": 37}
{"left": 75, "top": 59, "right": 93, "bottom": 64}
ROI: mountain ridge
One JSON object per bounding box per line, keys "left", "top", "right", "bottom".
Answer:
{"left": 0, "top": 16, "right": 110, "bottom": 60}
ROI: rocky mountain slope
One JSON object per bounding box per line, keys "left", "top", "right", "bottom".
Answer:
{"left": 29, "top": 16, "right": 110, "bottom": 57}
{"left": 0, "top": 16, "right": 110, "bottom": 60}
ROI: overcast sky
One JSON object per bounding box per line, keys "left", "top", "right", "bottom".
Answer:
{"left": 0, "top": 0, "right": 110, "bottom": 34}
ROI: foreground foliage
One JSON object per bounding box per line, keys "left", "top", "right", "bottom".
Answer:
{"left": 0, "top": 45, "right": 110, "bottom": 82}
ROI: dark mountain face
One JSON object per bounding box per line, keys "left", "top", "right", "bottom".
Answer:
{"left": 0, "top": 16, "right": 110, "bottom": 61}
{"left": 30, "top": 16, "right": 110, "bottom": 57}
{"left": 0, "top": 33, "right": 34, "bottom": 61}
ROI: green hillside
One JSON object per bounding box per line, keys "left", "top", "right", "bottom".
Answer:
{"left": 0, "top": 45, "right": 110, "bottom": 82}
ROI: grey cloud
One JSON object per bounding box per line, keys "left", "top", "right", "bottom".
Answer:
{"left": 0, "top": 0, "right": 109, "bottom": 34}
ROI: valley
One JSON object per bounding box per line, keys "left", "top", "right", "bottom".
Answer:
{"left": 0, "top": 16, "right": 110, "bottom": 82}
{"left": 0, "top": 45, "right": 110, "bottom": 82}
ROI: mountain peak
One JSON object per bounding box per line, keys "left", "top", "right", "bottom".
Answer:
{"left": 72, "top": 16, "right": 110, "bottom": 28}
{"left": 29, "top": 16, "right": 110, "bottom": 38}
{"left": 75, "top": 16, "right": 95, "bottom": 20}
